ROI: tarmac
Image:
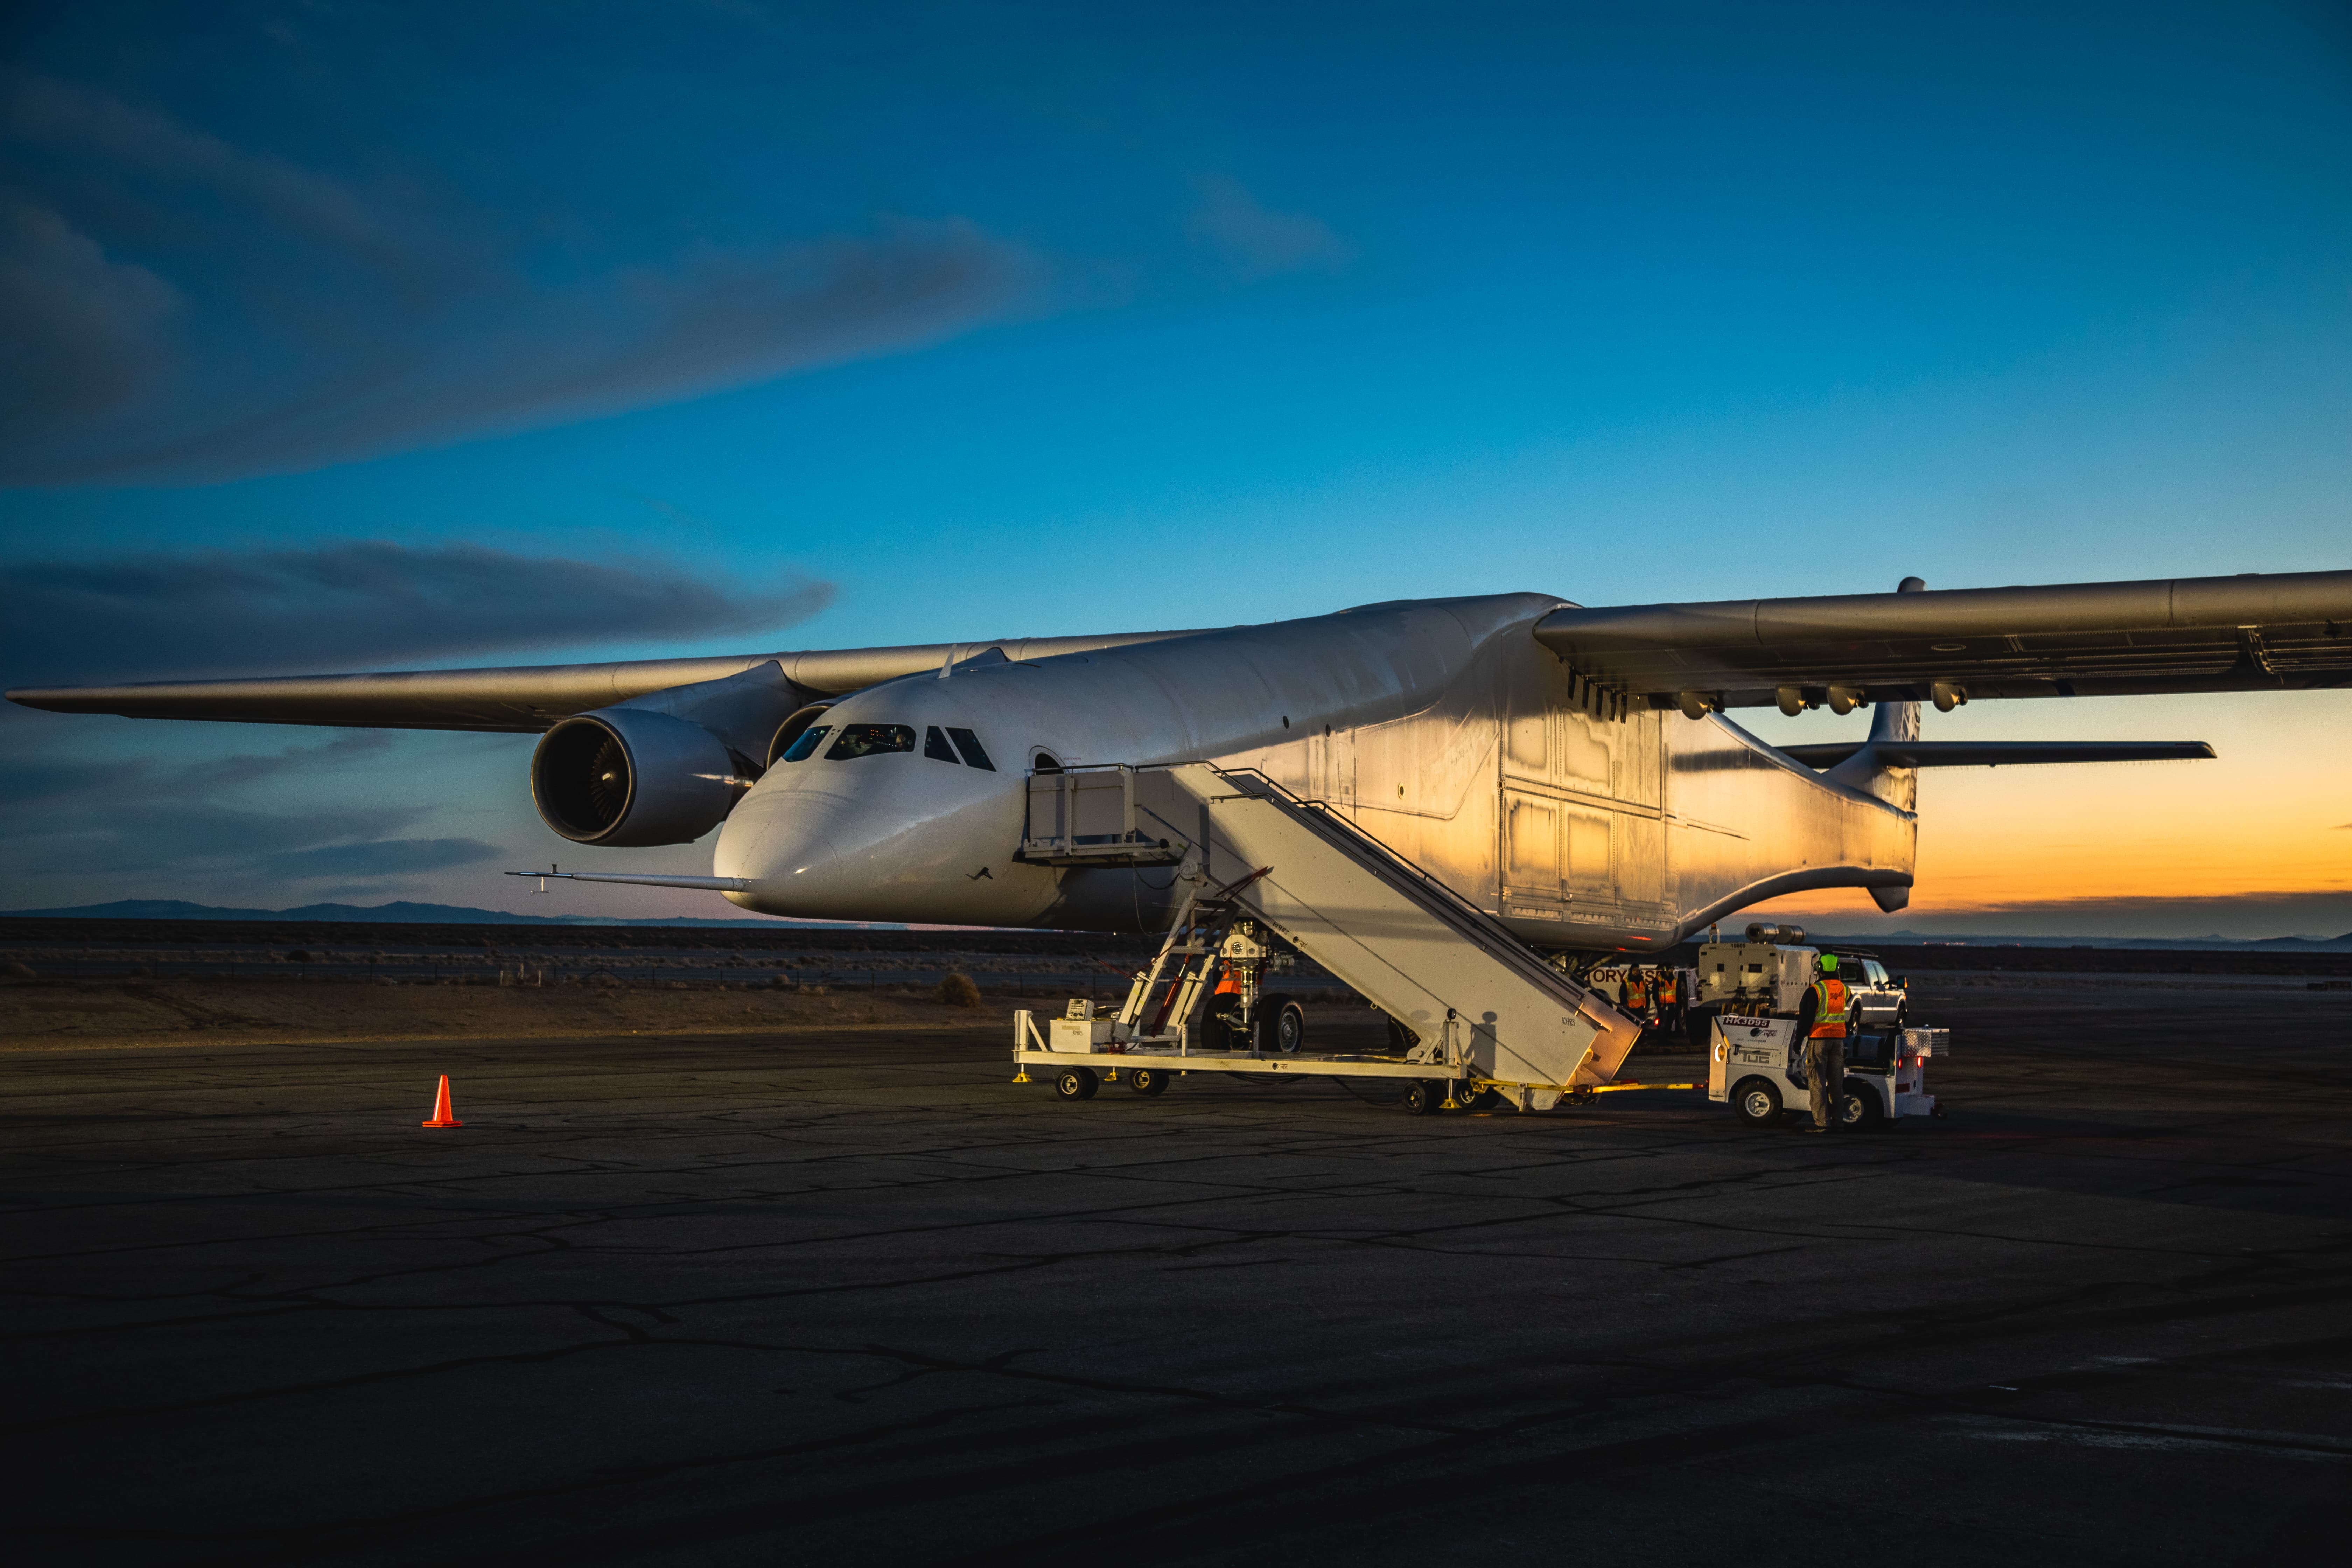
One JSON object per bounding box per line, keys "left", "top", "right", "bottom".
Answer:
{"left": 5, "top": 978, "right": 2347, "bottom": 1565}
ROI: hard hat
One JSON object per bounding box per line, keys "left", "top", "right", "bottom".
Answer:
{"left": 1817, "top": 953, "right": 1839, "bottom": 974}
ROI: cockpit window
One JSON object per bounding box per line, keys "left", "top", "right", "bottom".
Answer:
{"left": 825, "top": 724, "right": 917, "bottom": 760}
{"left": 947, "top": 728, "right": 995, "bottom": 771}
{"left": 923, "top": 726, "right": 960, "bottom": 763}
{"left": 780, "top": 724, "right": 831, "bottom": 762}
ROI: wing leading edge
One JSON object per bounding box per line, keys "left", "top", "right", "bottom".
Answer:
{"left": 3, "top": 628, "right": 1213, "bottom": 732}
{"left": 1534, "top": 568, "right": 2352, "bottom": 712}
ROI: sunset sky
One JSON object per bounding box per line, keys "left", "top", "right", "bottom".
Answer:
{"left": 2, "top": 1, "right": 2348, "bottom": 936}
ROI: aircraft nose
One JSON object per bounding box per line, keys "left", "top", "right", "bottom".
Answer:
{"left": 713, "top": 762, "right": 1040, "bottom": 923}
{"left": 714, "top": 791, "right": 856, "bottom": 915}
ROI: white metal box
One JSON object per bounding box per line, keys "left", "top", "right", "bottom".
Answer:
{"left": 1696, "top": 942, "right": 1818, "bottom": 1013}
{"left": 1048, "top": 1018, "right": 1116, "bottom": 1051}
{"left": 1900, "top": 1027, "right": 1950, "bottom": 1057}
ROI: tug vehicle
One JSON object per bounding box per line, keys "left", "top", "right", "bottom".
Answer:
{"left": 1698, "top": 924, "right": 1946, "bottom": 1128}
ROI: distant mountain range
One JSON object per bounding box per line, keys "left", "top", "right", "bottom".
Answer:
{"left": 0, "top": 899, "right": 871, "bottom": 929}
{"left": 5, "top": 899, "right": 2348, "bottom": 948}
{"left": 1781, "top": 927, "right": 2352, "bottom": 952}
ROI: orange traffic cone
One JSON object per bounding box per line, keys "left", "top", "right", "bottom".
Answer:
{"left": 421, "top": 1074, "right": 463, "bottom": 1128}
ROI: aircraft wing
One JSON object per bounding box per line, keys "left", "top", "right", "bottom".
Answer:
{"left": 2, "top": 629, "right": 1210, "bottom": 732}
{"left": 1534, "top": 568, "right": 2352, "bottom": 710}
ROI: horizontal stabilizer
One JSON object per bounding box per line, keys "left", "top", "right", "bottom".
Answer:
{"left": 1781, "top": 740, "right": 2216, "bottom": 769}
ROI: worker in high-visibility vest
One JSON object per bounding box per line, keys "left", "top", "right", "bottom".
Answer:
{"left": 1655, "top": 967, "right": 1681, "bottom": 1036}
{"left": 1621, "top": 967, "right": 1650, "bottom": 1019}
{"left": 1793, "top": 953, "right": 1851, "bottom": 1132}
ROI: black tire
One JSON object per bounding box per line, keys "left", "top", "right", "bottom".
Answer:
{"left": 1454, "top": 1085, "right": 1499, "bottom": 1112}
{"left": 1731, "top": 1077, "right": 1782, "bottom": 1128}
{"left": 1128, "top": 1065, "right": 1168, "bottom": 1096}
{"left": 1402, "top": 1079, "right": 1445, "bottom": 1116}
{"left": 1268, "top": 999, "right": 1307, "bottom": 1055}
{"left": 1840, "top": 1078, "right": 1884, "bottom": 1130}
{"left": 1052, "top": 1066, "right": 1099, "bottom": 1101}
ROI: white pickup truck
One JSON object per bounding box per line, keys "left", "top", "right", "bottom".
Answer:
{"left": 1824, "top": 950, "right": 1909, "bottom": 1030}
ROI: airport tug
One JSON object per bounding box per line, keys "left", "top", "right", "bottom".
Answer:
{"left": 1700, "top": 925, "right": 1947, "bottom": 1129}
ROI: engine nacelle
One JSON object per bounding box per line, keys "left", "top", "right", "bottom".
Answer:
{"left": 531, "top": 708, "right": 750, "bottom": 847}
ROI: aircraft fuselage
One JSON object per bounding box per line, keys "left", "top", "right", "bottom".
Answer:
{"left": 714, "top": 595, "right": 1916, "bottom": 949}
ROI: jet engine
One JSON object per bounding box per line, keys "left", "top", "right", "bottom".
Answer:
{"left": 531, "top": 708, "right": 754, "bottom": 847}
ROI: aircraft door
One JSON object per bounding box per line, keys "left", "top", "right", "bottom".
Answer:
{"left": 1503, "top": 792, "right": 1560, "bottom": 908}
{"left": 1313, "top": 724, "right": 1356, "bottom": 808}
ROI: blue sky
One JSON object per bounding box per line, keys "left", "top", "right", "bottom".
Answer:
{"left": 3, "top": 1, "right": 2348, "bottom": 932}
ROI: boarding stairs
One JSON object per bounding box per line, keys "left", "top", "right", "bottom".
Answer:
{"left": 1018, "top": 764, "right": 1644, "bottom": 1104}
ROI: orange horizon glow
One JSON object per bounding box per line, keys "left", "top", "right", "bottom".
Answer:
{"left": 1735, "top": 690, "right": 2352, "bottom": 926}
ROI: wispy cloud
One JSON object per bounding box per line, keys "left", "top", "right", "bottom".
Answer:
{"left": 0, "top": 74, "right": 1044, "bottom": 484}
{"left": 1185, "top": 175, "right": 1355, "bottom": 281}
{"left": 0, "top": 728, "right": 500, "bottom": 892}
{"left": 0, "top": 540, "right": 833, "bottom": 686}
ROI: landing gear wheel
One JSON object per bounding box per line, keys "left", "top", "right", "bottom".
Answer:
{"left": 1127, "top": 1065, "right": 1169, "bottom": 1097}
{"left": 1267, "top": 1000, "right": 1307, "bottom": 1055}
{"left": 1731, "top": 1077, "right": 1782, "bottom": 1128}
{"left": 1402, "top": 1080, "right": 1446, "bottom": 1116}
{"left": 1839, "top": 1078, "right": 1884, "bottom": 1130}
{"left": 1052, "top": 1066, "right": 1099, "bottom": 1101}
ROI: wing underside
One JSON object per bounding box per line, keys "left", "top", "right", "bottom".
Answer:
{"left": 1535, "top": 568, "right": 2352, "bottom": 710}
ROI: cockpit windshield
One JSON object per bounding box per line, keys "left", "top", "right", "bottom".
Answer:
{"left": 825, "top": 723, "right": 917, "bottom": 760}
{"left": 779, "top": 724, "right": 831, "bottom": 762}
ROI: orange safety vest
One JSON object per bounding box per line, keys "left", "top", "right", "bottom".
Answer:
{"left": 1657, "top": 971, "right": 1679, "bottom": 1006}
{"left": 1622, "top": 970, "right": 1649, "bottom": 1010}
{"left": 1808, "top": 977, "right": 1848, "bottom": 1038}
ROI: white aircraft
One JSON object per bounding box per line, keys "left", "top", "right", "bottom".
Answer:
{"left": 12, "top": 569, "right": 2350, "bottom": 954}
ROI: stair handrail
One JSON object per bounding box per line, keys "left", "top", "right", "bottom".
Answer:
{"left": 1205, "top": 765, "right": 1594, "bottom": 999}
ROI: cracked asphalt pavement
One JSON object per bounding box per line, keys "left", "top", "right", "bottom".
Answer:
{"left": 6, "top": 980, "right": 2347, "bottom": 1565}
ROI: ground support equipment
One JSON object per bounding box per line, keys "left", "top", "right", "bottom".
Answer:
{"left": 1013, "top": 763, "right": 1647, "bottom": 1113}
{"left": 1708, "top": 1015, "right": 1950, "bottom": 1128}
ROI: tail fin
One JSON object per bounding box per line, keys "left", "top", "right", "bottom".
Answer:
{"left": 1825, "top": 695, "right": 1920, "bottom": 913}
{"left": 1823, "top": 696, "right": 1921, "bottom": 812}
{"left": 1839, "top": 575, "right": 1924, "bottom": 817}
{"left": 1868, "top": 696, "right": 1920, "bottom": 749}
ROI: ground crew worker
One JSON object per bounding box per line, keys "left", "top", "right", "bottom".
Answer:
{"left": 1622, "top": 966, "right": 1650, "bottom": 1021}
{"left": 1793, "top": 953, "right": 1850, "bottom": 1132}
{"left": 1656, "top": 966, "right": 1681, "bottom": 1036}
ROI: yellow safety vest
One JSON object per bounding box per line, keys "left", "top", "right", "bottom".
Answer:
{"left": 1808, "top": 978, "right": 1848, "bottom": 1038}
